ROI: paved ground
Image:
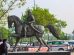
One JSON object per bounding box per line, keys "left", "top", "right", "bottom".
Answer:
{"left": 71, "top": 52, "right": 74, "bottom": 55}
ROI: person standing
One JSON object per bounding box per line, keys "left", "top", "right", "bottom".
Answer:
{"left": 0, "top": 39, "right": 3, "bottom": 55}
{"left": 1, "top": 39, "right": 8, "bottom": 55}
{"left": 0, "top": 39, "right": 3, "bottom": 45}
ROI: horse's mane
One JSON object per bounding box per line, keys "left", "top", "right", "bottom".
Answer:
{"left": 8, "top": 15, "right": 23, "bottom": 24}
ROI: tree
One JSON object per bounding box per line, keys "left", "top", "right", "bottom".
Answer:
{"left": 0, "top": 0, "right": 26, "bottom": 19}
{"left": 0, "top": 0, "right": 26, "bottom": 27}
{"left": 0, "top": 27, "right": 9, "bottom": 39}
{"left": 60, "top": 32, "right": 70, "bottom": 40}
{"left": 32, "top": 7, "right": 58, "bottom": 26}
{"left": 21, "top": 6, "right": 67, "bottom": 33}
{"left": 0, "top": 0, "right": 26, "bottom": 39}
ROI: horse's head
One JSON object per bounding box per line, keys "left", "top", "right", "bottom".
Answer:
{"left": 8, "top": 16, "right": 13, "bottom": 28}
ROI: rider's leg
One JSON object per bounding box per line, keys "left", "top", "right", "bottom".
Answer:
{"left": 30, "top": 23, "right": 42, "bottom": 34}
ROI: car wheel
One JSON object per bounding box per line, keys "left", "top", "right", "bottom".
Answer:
{"left": 58, "top": 48, "right": 64, "bottom": 51}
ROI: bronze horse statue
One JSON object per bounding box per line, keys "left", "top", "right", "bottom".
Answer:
{"left": 8, "top": 15, "right": 50, "bottom": 51}
{"left": 8, "top": 15, "right": 60, "bottom": 51}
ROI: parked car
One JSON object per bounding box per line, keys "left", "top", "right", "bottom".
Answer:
{"left": 13, "top": 42, "right": 33, "bottom": 47}
{"left": 67, "top": 40, "right": 74, "bottom": 51}
{"left": 47, "top": 40, "right": 70, "bottom": 51}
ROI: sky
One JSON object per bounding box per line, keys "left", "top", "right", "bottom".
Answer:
{"left": 10, "top": 0, "right": 74, "bottom": 34}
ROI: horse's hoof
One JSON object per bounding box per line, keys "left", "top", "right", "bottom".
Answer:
{"left": 47, "top": 49, "right": 49, "bottom": 51}
{"left": 46, "top": 48, "right": 49, "bottom": 52}
{"left": 36, "top": 50, "right": 39, "bottom": 52}
{"left": 47, "top": 49, "right": 51, "bottom": 52}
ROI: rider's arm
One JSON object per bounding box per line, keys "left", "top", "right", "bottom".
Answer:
{"left": 29, "top": 15, "right": 35, "bottom": 23}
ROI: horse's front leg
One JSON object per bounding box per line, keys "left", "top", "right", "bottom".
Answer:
{"left": 13, "top": 37, "right": 20, "bottom": 52}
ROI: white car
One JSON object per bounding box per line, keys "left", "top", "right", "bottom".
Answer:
{"left": 47, "top": 40, "right": 70, "bottom": 51}
{"left": 14, "top": 42, "right": 33, "bottom": 47}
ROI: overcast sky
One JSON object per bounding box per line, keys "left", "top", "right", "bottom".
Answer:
{"left": 10, "top": 0, "right": 74, "bottom": 34}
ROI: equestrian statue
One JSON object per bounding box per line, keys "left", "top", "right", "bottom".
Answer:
{"left": 8, "top": 9, "right": 60, "bottom": 51}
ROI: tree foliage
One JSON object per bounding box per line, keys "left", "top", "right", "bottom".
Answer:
{"left": 21, "top": 6, "right": 67, "bottom": 31}
{"left": 0, "top": 0, "right": 26, "bottom": 26}
{"left": 0, "top": 0, "right": 26, "bottom": 19}
{"left": 0, "top": 0, "right": 26, "bottom": 39}
{"left": 60, "top": 32, "right": 70, "bottom": 40}
{"left": 32, "top": 7, "right": 58, "bottom": 26}
{"left": 0, "top": 27, "right": 9, "bottom": 39}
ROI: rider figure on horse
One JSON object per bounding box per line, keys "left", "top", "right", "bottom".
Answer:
{"left": 26, "top": 9, "right": 42, "bottom": 34}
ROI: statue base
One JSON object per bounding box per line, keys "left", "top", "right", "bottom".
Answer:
{"left": 8, "top": 51, "right": 70, "bottom": 55}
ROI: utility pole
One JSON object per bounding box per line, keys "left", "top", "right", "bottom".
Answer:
{"left": 34, "top": 0, "right": 36, "bottom": 9}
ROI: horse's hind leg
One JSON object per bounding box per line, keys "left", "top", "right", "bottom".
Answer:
{"left": 41, "top": 38, "right": 50, "bottom": 51}
{"left": 36, "top": 37, "right": 43, "bottom": 52}
{"left": 13, "top": 37, "right": 20, "bottom": 51}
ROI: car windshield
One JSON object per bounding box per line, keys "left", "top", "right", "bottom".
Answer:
{"left": 52, "top": 41, "right": 64, "bottom": 45}
{"left": 47, "top": 41, "right": 64, "bottom": 45}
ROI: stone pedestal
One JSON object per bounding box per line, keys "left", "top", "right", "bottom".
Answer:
{"left": 8, "top": 51, "right": 71, "bottom": 55}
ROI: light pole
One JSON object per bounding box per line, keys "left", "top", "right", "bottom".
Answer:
{"left": 34, "top": 0, "right": 36, "bottom": 9}
{"left": 72, "top": 30, "right": 74, "bottom": 40}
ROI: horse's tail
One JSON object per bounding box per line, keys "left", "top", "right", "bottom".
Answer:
{"left": 47, "top": 24, "right": 60, "bottom": 39}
